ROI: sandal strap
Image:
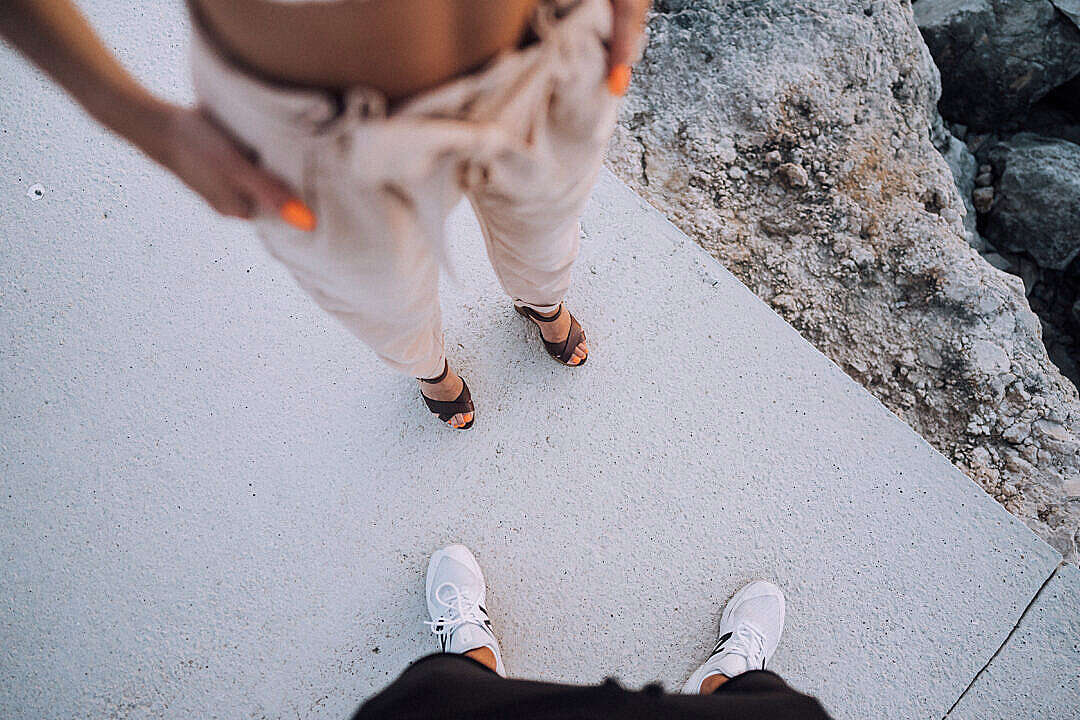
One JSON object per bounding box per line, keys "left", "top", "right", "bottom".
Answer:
{"left": 515, "top": 302, "right": 564, "bottom": 323}
{"left": 421, "top": 380, "right": 473, "bottom": 422}
{"left": 418, "top": 358, "right": 449, "bottom": 384}
{"left": 544, "top": 312, "right": 585, "bottom": 364}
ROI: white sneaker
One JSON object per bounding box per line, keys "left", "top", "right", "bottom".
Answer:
{"left": 423, "top": 544, "right": 506, "bottom": 677}
{"left": 682, "top": 580, "right": 786, "bottom": 694}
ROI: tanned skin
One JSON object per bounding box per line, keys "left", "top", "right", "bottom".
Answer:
{"left": 190, "top": 0, "right": 542, "bottom": 95}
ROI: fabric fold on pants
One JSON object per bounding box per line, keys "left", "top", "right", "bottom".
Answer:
{"left": 189, "top": 0, "right": 618, "bottom": 378}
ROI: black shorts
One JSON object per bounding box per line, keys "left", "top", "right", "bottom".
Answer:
{"left": 350, "top": 653, "right": 832, "bottom": 720}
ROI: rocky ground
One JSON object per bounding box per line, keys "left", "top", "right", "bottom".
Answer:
{"left": 606, "top": 0, "right": 1080, "bottom": 560}
{"left": 917, "top": 0, "right": 1080, "bottom": 391}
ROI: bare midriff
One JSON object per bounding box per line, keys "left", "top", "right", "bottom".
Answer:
{"left": 188, "top": 0, "right": 543, "bottom": 98}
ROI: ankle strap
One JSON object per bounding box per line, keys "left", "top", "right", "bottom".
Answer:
{"left": 516, "top": 302, "right": 563, "bottom": 323}
{"left": 418, "top": 359, "right": 449, "bottom": 384}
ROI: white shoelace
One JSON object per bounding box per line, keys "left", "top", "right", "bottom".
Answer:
{"left": 423, "top": 581, "right": 486, "bottom": 639}
{"left": 718, "top": 623, "right": 769, "bottom": 670}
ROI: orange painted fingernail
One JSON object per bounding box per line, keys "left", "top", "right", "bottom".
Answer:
{"left": 280, "top": 198, "right": 317, "bottom": 231}
{"left": 607, "top": 64, "right": 631, "bottom": 96}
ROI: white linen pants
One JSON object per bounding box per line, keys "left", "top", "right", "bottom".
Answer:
{"left": 190, "top": 0, "right": 620, "bottom": 378}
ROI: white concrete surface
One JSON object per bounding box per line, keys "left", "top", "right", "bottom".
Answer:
{"left": 948, "top": 563, "right": 1080, "bottom": 720}
{"left": 0, "top": 3, "right": 1074, "bottom": 719}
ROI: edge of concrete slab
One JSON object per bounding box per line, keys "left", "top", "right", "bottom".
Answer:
{"left": 944, "top": 561, "right": 1079, "bottom": 720}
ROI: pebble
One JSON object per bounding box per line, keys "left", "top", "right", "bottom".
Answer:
{"left": 972, "top": 187, "right": 994, "bottom": 213}
{"left": 777, "top": 162, "right": 809, "bottom": 188}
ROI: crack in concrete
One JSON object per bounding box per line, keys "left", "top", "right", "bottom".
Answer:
{"left": 941, "top": 561, "right": 1066, "bottom": 719}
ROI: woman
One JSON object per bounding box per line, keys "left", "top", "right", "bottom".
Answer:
{"left": 1, "top": 0, "right": 649, "bottom": 429}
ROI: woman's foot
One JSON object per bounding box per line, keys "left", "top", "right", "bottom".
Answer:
{"left": 419, "top": 365, "right": 473, "bottom": 429}
{"left": 521, "top": 303, "right": 588, "bottom": 365}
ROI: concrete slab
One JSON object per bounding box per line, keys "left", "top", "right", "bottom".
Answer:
{"left": 948, "top": 563, "right": 1080, "bottom": 720}
{"left": 0, "top": 3, "right": 1067, "bottom": 719}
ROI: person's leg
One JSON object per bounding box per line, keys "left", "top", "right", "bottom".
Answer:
{"left": 467, "top": 0, "right": 621, "bottom": 367}
{"left": 253, "top": 168, "right": 473, "bottom": 428}
{"left": 190, "top": 26, "right": 474, "bottom": 428}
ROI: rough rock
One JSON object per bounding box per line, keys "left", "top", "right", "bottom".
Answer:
{"left": 914, "top": 0, "right": 1080, "bottom": 131}
{"left": 940, "top": 131, "right": 980, "bottom": 244}
{"left": 984, "top": 133, "right": 1080, "bottom": 271}
{"left": 1024, "top": 257, "right": 1080, "bottom": 390}
{"left": 1054, "top": 0, "right": 1080, "bottom": 29}
{"left": 777, "top": 162, "right": 809, "bottom": 188}
{"left": 607, "top": 0, "right": 1080, "bottom": 560}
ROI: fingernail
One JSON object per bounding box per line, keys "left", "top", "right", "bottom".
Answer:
{"left": 280, "top": 198, "right": 317, "bottom": 231}
{"left": 606, "top": 64, "right": 632, "bottom": 96}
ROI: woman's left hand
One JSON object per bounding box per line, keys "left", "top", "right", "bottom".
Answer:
{"left": 606, "top": 0, "right": 650, "bottom": 95}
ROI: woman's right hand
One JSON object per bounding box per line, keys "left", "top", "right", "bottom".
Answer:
{"left": 147, "top": 103, "right": 315, "bottom": 229}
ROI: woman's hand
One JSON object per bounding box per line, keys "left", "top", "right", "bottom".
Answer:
{"left": 606, "top": 0, "right": 650, "bottom": 96}
{"left": 150, "top": 104, "right": 315, "bottom": 230}
{"left": 0, "top": 1, "right": 315, "bottom": 230}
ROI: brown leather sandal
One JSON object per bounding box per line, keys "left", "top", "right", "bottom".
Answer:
{"left": 418, "top": 360, "right": 474, "bottom": 430}
{"left": 514, "top": 302, "right": 588, "bottom": 366}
